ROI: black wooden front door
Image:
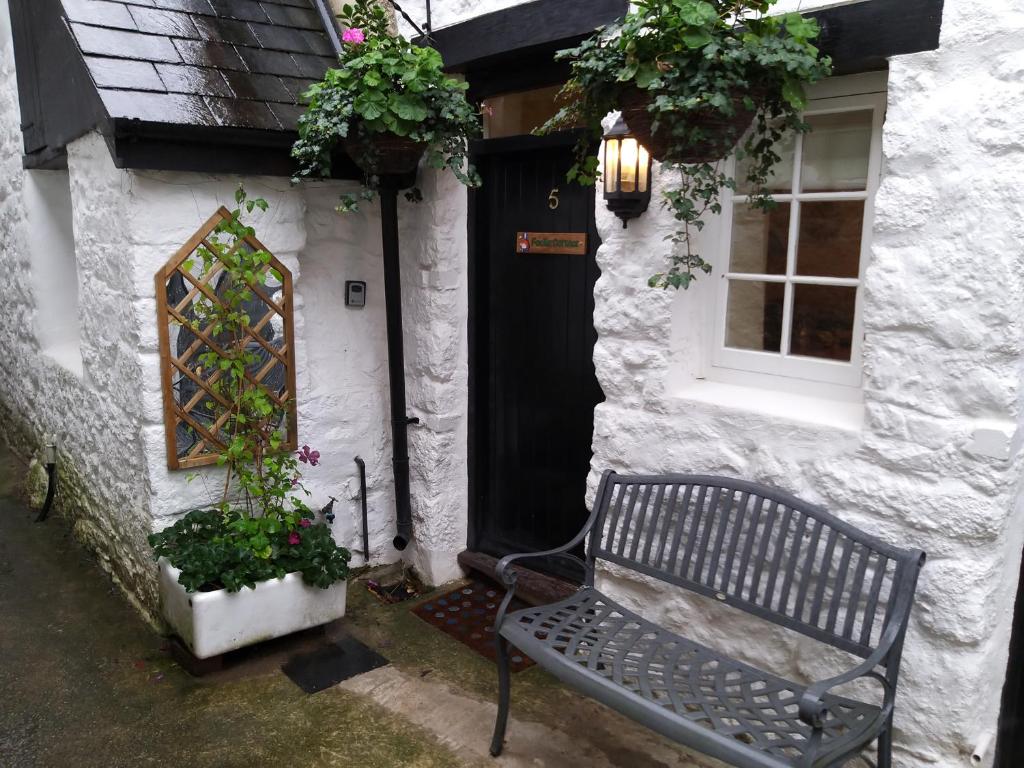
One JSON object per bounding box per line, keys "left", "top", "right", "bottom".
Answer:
{"left": 470, "top": 135, "right": 603, "bottom": 578}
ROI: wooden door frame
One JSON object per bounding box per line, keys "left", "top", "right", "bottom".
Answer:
{"left": 467, "top": 130, "right": 596, "bottom": 565}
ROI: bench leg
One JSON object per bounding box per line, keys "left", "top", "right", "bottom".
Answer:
{"left": 490, "top": 635, "right": 512, "bottom": 757}
{"left": 877, "top": 724, "right": 893, "bottom": 768}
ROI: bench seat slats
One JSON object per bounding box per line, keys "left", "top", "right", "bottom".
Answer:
{"left": 502, "top": 589, "right": 884, "bottom": 768}
{"left": 492, "top": 472, "right": 926, "bottom": 767}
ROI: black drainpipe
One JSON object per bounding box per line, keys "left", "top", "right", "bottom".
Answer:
{"left": 379, "top": 184, "right": 416, "bottom": 551}
{"left": 313, "top": 0, "right": 417, "bottom": 553}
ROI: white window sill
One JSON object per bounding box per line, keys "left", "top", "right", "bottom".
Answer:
{"left": 673, "top": 380, "right": 865, "bottom": 433}
{"left": 43, "top": 342, "right": 84, "bottom": 378}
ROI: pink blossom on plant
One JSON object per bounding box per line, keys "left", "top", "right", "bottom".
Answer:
{"left": 299, "top": 518, "right": 312, "bottom": 528}
{"left": 288, "top": 532, "right": 301, "bottom": 545}
{"left": 342, "top": 27, "right": 365, "bottom": 45}
{"left": 297, "top": 445, "right": 320, "bottom": 466}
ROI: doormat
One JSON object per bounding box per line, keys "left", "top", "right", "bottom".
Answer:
{"left": 411, "top": 579, "right": 534, "bottom": 673}
{"left": 281, "top": 634, "right": 389, "bottom": 694}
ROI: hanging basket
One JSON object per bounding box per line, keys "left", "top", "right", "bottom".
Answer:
{"left": 343, "top": 132, "right": 427, "bottom": 176}
{"left": 618, "top": 87, "right": 759, "bottom": 164}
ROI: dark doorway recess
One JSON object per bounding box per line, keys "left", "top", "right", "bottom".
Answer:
{"left": 468, "top": 133, "right": 603, "bottom": 581}
{"left": 995, "top": 551, "right": 1024, "bottom": 765}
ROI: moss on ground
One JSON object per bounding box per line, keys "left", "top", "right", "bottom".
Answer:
{"left": 344, "top": 573, "right": 575, "bottom": 726}
{"left": 0, "top": 445, "right": 462, "bottom": 768}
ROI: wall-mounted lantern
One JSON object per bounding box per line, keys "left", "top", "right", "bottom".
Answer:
{"left": 603, "top": 115, "right": 652, "bottom": 228}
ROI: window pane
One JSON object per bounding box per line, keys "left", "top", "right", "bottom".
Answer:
{"left": 795, "top": 201, "right": 864, "bottom": 278}
{"left": 482, "top": 85, "right": 564, "bottom": 139}
{"left": 726, "top": 280, "right": 784, "bottom": 353}
{"left": 790, "top": 285, "right": 857, "bottom": 361}
{"left": 736, "top": 132, "right": 796, "bottom": 194}
{"left": 729, "top": 203, "right": 790, "bottom": 274}
{"left": 800, "top": 111, "right": 873, "bottom": 192}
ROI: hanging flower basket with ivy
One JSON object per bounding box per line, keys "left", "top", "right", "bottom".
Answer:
{"left": 292, "top": 0, "right": 481, "bottom": 211}
{"left": 617, "top": 85, "right": 760, "bottom": 164}
{"left": 540, "top": 0, "right": 832, "bottom": 290}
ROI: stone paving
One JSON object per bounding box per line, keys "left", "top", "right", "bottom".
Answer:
{"left": 0, "top": 446, "right": 713, "bottom": 768}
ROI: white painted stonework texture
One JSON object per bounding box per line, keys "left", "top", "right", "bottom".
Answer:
{"left": 0, "top": 0, "right": 1023, "bottom": 766}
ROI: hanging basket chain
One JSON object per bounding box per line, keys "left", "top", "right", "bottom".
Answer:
{"left": 382, "top": 0, "right": 432, "bottom": 40}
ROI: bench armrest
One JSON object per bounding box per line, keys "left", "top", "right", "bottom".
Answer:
{"left": 492, "top": 478, "right": 610, "bottom": 632}
{"left": 798, "top": 614, "right": 904, "bottom": 729}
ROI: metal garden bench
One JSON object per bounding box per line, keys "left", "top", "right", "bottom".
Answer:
{"left": 490, "top": 472, "right": 926, "bottom": 768}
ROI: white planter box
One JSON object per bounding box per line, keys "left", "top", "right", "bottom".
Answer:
{"left": 158, "top": 557, "right": 347, "bottom": 659}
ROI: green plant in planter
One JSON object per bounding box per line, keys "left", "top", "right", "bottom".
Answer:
{"left": 149, "top": 187, "right": 351, "bottom": 593}
{"left": 540, "top": 0, "right": 831, "bottom": 289}
{"left": 292, "top": 0, "right": 481, "bottom": 212}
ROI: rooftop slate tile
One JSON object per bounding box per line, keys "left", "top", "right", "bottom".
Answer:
{"left": 267, "top": 100, "right": 305, "bottom": 129}
{"left": 235, "top": 46, "right": 300, "bottom": 76}
{"left": 152, "top": 0, "right": 216, "bottom": 12}
{"left": 249, "top": 22, "right": 328, "bottom": 55}
{"left": 262, "top": 0, "right": 313, "bottom": 9}
{"left": 127, "top": 6, "right": 201, "bottom": 37}
{"left": 290, "top": 52, "right": 332, "bottom": 79}
{"left": 156, "top": 62, "right": 234, "bottom": 96}
{"left": 190, "top": 15, "right": 260, "bottom": 46}
{"left": 221, "top": 70, "right": 291, "bottom": 101}
{"left": 204, "top": 96, "right": 283, "bottom": 130}
{"left": 259, "top": 3, "right": 319, "bottom": 30}
{"left": 63, "top": 0, "right": 138, "bottom": 29}
{"left": 280, "top": 75, "right": 316, "bottom": 101}
{"left": 172, "top": 38, "right": 247, "bottom": 70}
{"left": 209, "top": 0, "right": 271, "bottom": 23}
{"left": 72, "top": 23, "right": 182, "bottom": 62}
{"left": 84, "top": 56, "right": 165, "bottom": 91}
{"left": 64, "top": 0, "right": 327, "bottom": 136}
{"left": 100, "top": 88, "right": 218, "bottom": 125}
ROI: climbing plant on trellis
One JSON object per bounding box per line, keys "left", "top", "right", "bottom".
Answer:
{"left": 155, "top": 206, "right": 297, "bottom": 470}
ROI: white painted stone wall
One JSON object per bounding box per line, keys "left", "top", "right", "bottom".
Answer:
{"left": 0, "top": 0, "right": 423, "bottom": 613}
{"left": 401, "top": 0, "right": 1024, "bottom": 765}
{"left": 582, "top": 1, "right": 1024, "bottom": 766}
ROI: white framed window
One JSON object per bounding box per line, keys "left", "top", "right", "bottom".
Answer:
{"left": 709, "top": 90, "right": 885, "bottom": 395}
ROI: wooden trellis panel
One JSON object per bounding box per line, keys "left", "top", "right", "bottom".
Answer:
{"left": 155, "top": 207, "right": 298, "bottom": 470}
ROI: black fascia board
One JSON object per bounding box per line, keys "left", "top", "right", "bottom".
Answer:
{"left": 107, "top": 119, "right": 362, "bottom": 180}
{"left": 10, "top": 0, "right": 107, "bottom": 167}
{"left": 429, "top": 0, "right": 944, "bottom": 89}
{"left": 811, "top": 0, "right": 945, "bottom": 77}
{"left": 422, "top": 0, "right": 629, "bottom": 73}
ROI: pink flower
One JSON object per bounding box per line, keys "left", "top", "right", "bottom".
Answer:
{"left": 342, "top": 27, "right": 365, "bottom": 45}
{"left": 288, "top": 532, "right": 301, "bottom": 545}
{"left": 297, "top": 445, "right": 320, "bottom": 466}
{"left": 299, "top": 518, "right": 311, "bottom": 528}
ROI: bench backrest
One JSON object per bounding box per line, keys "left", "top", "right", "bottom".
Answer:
{"left": 588, "top": 472, "right": 926, "bottom": 661}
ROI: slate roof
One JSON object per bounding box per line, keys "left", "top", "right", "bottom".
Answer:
{"left": 61, "top": 0, "right": 338, "bottom": 132}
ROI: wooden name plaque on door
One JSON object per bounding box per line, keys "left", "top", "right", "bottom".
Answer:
{"left": 516, "top": 232, "right": 587, "bottom": 255}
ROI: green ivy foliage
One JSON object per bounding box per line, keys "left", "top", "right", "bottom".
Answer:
{"left": 149, "top": 187, "right": 351, "bottom": 593}
{"left": 539, "top": 0, "right": 831, "bottom": 290}
{"left": 292, "top": 0, "right": 481, "bottom": 211}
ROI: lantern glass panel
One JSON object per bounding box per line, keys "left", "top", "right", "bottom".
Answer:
{"left": 604, "top": 138, "right": 620, "bottom": 194}
{"left": 638, "top": 145, "right": 650, "bottom": 193}
{"left": 620, "top": 138, "right": 639, "bottom": 192}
